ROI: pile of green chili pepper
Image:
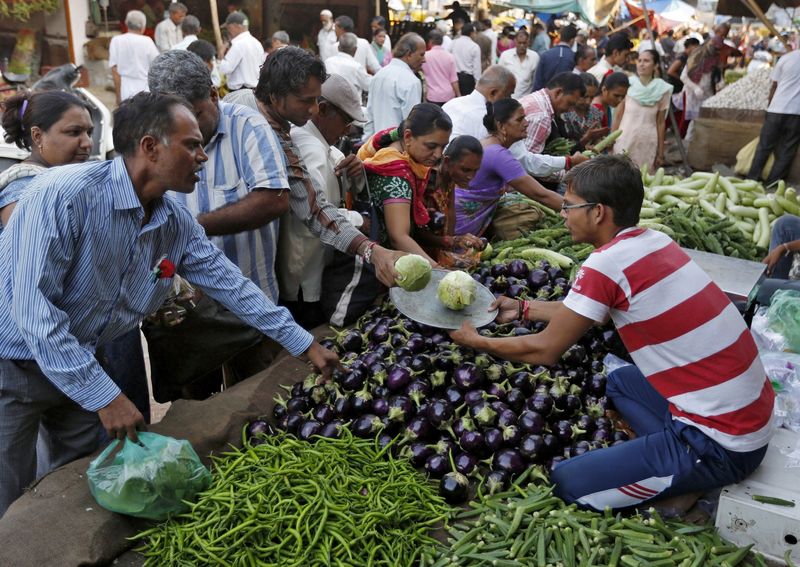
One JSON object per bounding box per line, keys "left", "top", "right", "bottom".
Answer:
{"left": 134, "top": 429, "right": 448, "bottom": 566}
{"left": 423, "top": 468, "right": 766, "bottom": 567}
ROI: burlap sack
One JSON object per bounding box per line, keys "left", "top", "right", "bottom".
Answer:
{"left": 490, "top": 197, "right": 545, "bottom": 241}
{"left": 0, "top": 327, "right": 327, "bottom": 567}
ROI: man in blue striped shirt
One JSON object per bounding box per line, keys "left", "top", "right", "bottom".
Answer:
{"left": 0, "top": 92, "right": 340, "bottom": 517}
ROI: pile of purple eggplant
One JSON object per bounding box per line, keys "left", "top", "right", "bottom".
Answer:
{"left": 268, "top": 260, "right": 630, "bottom": 504}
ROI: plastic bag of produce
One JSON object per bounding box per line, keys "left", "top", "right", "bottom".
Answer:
{"left": 734, "top": 137, "right": 773, "bottom": 179}
{"left": 767, "top": 290, "right": 800, "bottom": 353}
{"left": 87, "top": 432, "right": 211, "bottom": 520}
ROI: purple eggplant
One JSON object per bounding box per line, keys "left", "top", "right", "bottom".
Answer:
{"left": 470, "top": 401, "right": 497, "bottom": 427}
{"left": 454, "top": 452, "right": 479, "bottom": 476}
{"left": 406, "top": 379, "right": 431, "bottom": 407}
{"left": 444, "top": 386, "right": 464, "bottom": 406}
{"left": 246, "top": 419, "right": 275, "bottom": 442}
{"left": 502, "top": 425, "right": 521, "bottom": 447}
{"left": 402, "top": 416, "right": 433, "bottom": 443}
{"left": 427, "top": 399, "right": 455, "bottom": 428}
{"left": 519, "top": 434, "right": 545, "bottom": 462}
{"left": 425, "top": 453, "right": 449, "bottom": 478}
{"left": 452, "top": 416, "right": 476, "bottom": 438}
{"left": 431, "top": 436, "right": 458, "bottom": 457}
{"left": 286, "top": 397, "right": 309, "bottom": 413}
{"left": 542, "top": 433, "right": 560, "bottom": 455}
{"left": 553, "top": 420, "right": 577, "bottom": 444}
{"left": 491, "top": 276, "right": 509, "bottom": 294}
{"left": 340, "top": 369, "right": 366, "bottom": 391}
{"left": 509, "top": 371, "right": 536, "bottom": 394}
{"left": 406, "top": 442, "right": 434, "bottom": 467}
{"left": 372, "top": 397, "right": 389, "bottom": 416}
{"left": 386, "top": 365, "right": 412, "bottom": 392}
{"left": 352, "top": 389, "right": 373, "bottom": 414}
{"left": 333, "top": 395, "right": 353, "bottom": 419}
{"left": 352, "top": 414, "right": 384, "bottom": 438}
{"left": 409, "top": 354, "right": 432, "bottom": 374}
{"left": 298, "top": 419, "right": 322, "bottom": 441}
{"left": 490, "top": 263, "right": 508, "bottom": 278}
{"left": 497, "top": 409, "right": 518, "bottom": 429}
{"left": 518, "top": 410, "right": 546, "bottom": 434}
{"left": 527, "top": 269, "right": 549, "bottom": 289}
{"left": 453, "top": 364, "right": 485, "bottom": 391}
{"left": 464, "top": 389, "right": 489, "bottom": 406}
{"left": 507, "top": 259, "right": 530, "bottom": 279}
{"left": 440, "top": 471, "right": 470, "bottom": 504}
{"left": 272, "top": 402, "right": 287, "bottom": 421}
{"left": 283, "top": 411, "right": 304, "bottom": 434}
{"left": 319, "top": 419, "right": 345, "bottom": 439}
{"left": 493, "top": 449, "right": 526, "bottom": 475}
{"left": 407, "top": 334, "right": 426, "bottom": 354}
{"left": 313, "top": 404, "right": 335, "bottom": 424}
{"left": 506, "top": 388, "right": 526, "bottom": 412}
{"left": 485, "top": 363, "right": 507, "bottom": 383}
{"left": 484, "top": 469, "right": 510, "bottom": 494}
{"left": 569, "top": 440, "right": 591, "bottom": 457}
{"left": 527, "top": 394, "right": 554, "bottom": 416}
{"left": 459, "top": 430, "right": 486, "bottom": 454}
{"left": 387, "top": 395, "right": 413, "bottom": 423}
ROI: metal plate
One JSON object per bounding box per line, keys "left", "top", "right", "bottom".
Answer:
{"left": 389, "top": 269, "right": 498, "bottom": 330}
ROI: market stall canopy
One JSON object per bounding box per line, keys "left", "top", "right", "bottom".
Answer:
{"left": 623, "top": 0, "right": 696, "bottom": 31}
{"left": 503, "top": 0, "right": 620, "bottom": 26}
{"left": 682, "top": 0, "right": 799, "bottom": 17}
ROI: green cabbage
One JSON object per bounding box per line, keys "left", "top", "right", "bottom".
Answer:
{"left": 437, "top": 270, "right": 477, "bottom": 310}
{"left": 394, "top": 254, "right": 432, "bottom": 292}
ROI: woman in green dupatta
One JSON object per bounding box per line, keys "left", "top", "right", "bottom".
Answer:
{"left": 612, "top": 49, "right": 673, "bottom": 172}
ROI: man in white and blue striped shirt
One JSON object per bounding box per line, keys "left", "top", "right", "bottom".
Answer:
{"left": 0, "top": 92, "right": 340, "bottom": 517}
{"left": 149, "top": 50, "right": 290, "bottom": 303}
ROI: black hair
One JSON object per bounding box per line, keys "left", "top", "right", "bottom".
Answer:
{"left": 187, "top": 39, "right": 217, "bottom": 62}
{"left": 371, "top": 15, "right": 387, "bottom": 27}
{"left": 684, "top": 37, "right": 700, "bottom": 48}
{"left": 600, "top": 71, "right": 630, "bottom": 91}
{"left": 255, "top": 46, "right": 326, "bottom": 106}
{"left": 112, "top": 92, "right": 192, "bottom": 157}
{"left": 483, "top": 98, "right": 521, "bottom": 133}
{"left": 564, "top": 154, "right": 643, "bottom": 227}
{"left": 532, "top": 22, "right": 544, "bottom": 31}
{"left": 576, "top": 45, "right": 595, "bottom": 61}
{"left": 606, "top": 33, "right": 634, "bottom": 55}
{"left": 334, "top": 15, "right": 354, "bottom": 32}
{"left": 463, "top": 23, "right": 476, "bottom": 36}
{"left": 560, "top": 24, "right": 578, "bottom": 43}
{"left": 373, "top": 27, "right": 387, "bottom": 38}
{"left": 1, "top": 90, "right": 90, "bottom": 150}
{"left": 546, "top": 71, "right": 586, "bottom": 96}
{"left": 639, "top": 49, "right": 661, "bottom": 77}
{"left": 377, "top": 103, "right": 452, "bottom": 146}
{"left": 578, "top": 72, "right": 599, "bottom": 91}
{"left": 445, "top": 135, "right": 483, "bottom": 161}
{"left": 516, "top": 28, "right": 529, "bottom": 39}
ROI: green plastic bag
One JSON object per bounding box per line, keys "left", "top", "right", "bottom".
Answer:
{"left": 768, "top": 290, "right": 800, "bottom": 353}
{"left": 86, "top": 432, "right": 211, "bottom": 520}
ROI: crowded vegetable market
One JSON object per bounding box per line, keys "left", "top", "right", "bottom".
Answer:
{"left": 0, "top": 0, "right": 800, "bottom": 565}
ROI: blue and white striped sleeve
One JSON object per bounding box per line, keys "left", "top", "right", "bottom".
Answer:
{"left": 239, "top": 114, "right": 289, "bottom": 191}
{"left": 9, "top": 187, "right": 120, "bottom": 411}
{"left": 176, "top": 207, "right": 313, "bottom": 356}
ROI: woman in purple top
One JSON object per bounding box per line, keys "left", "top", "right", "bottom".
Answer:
{"left": 455, "top": 98, "right": 562, "bottom": 236}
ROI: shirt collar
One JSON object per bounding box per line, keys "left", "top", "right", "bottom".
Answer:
{"left": 264, "top": 104, "right": 291, "bottom": 137}
{"left": 336, "top": 51, "right": 355, "bottom": 60}
{"left": 231, "top": 31, "right": 251, "bottom": 44}
{"left": 390, "top": 58, "right": 412, "bottom": 72}
{"left": 110, "top": 157, "right": 144, "bottom": 211}
{"left": 205, "top": 102, "right": 229, "bottom": 148}
{"left": 302, "top": 120, "right": 328, "bottom": 147}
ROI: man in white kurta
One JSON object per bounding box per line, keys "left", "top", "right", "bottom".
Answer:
{"left": 325, "top": 33, "right": 371, "bottom": 98}
{"left": 318, "top": 10, "right": 338, "bottom": 61}
{"left": 363, "top": 34, "right": 426, "bottom": 139}
{"left": 281, "top": 74, "right": 366, "bottom": 312}
{"left": 109, "top": 10, "right": 159, "bottom": 104}
{"left": 219, "top": 11, "right": 264, "bottom": 90}
{"left": 154, "top": 2, "right": 186, "bottom": 52}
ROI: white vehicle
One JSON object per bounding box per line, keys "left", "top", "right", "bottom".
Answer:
{"left": 0, "top": 63, "right": 113, "bottom": 172}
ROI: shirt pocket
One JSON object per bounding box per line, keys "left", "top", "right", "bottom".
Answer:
{"left": 212, "top": 179, "right": 247, "bottom": 209}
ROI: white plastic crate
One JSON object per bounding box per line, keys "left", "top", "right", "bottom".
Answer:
{"left": 715, "top": 427, "right": 800, "bottom": 565}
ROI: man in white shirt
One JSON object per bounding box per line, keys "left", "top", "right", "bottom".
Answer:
{"left": 334, "top": 15, "right": 380, "bottom": 74}
{"left": 499, "top": 29, "right": 539, "bottom": 99}
{"left": 109, "top": 10, "right": 159, "bottom": 105}
{"left": 325, "top": 33, "right": 370, "bottom": 98}
{"left": 480, "top": 18, "right": 498, "bottom": 65}
{"left": 748, "top": 48, "right": 800, "bottom": 185}
{"left": 318, "top": 10, "right": 338, "bottom": 61}
{"left": 219, "top": 11, "right": 264, "bottom": 90}
{"left": 443, "top": 65, "right": 584, "bottom": 177}
{"left": 451, "top": 22, "right": 482, "bottom": 95}
{"left": 283, "top": 74, "right": 366, "bottom": 326}
{"left": 588, "top": 33, "right": 632, "bottom": 83}
{"left": 364, "top": 33, "right": 426, "bottom": 138}
{"left": 154, "top": 2, "right": 186, "bottom": 52}
{"left": 171, "top": 15, "right": 200, "bottom": 50}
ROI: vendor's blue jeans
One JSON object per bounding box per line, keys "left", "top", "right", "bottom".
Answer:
{"left": 550, "top": 365, "right": 768, "bottom": 511}
{"left": 770, "top": 214, "right": 800, "bottom": 280}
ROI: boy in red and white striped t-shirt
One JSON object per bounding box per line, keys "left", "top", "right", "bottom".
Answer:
{"left": 451, "top": 155, "right": 774, "bottom": 511}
